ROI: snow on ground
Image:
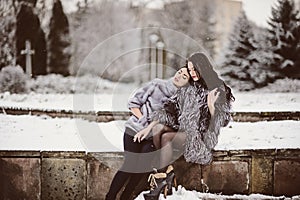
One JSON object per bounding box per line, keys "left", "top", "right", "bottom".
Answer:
{"left": 134, "top": 185, "right": 297, "bottom": 200}
{"left": 0, "top": 114, "right": 299, "bottom": 151}
{"left": 1, "top": 89, "right": 299, "bottom": 199}
{"left": 0, "top": 92, "right": 130, "bottom": 112}
{"left": 232, "top": 92, "right": 300, "bottom": 112}
{"left": 0, "top": 92, "right": 300, "bottom": 112}
{"left": 215, "top": 120, "right": 300, "bottom": 150}
{"left": 0, "top": 114, "right": 86, "bottom": 151}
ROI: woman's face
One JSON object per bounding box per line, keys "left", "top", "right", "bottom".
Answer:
{"left": 187, "top": 61, "right": 200, "bottom": 81}
{"left": 173, "top": 67, "right": 190, "bottom": 87}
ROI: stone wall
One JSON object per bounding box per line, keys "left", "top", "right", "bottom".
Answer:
{"left": 0, "top": 149, "right": 299, "bottom": 199}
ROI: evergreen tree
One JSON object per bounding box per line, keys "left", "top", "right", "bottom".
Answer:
{"left": 248, "top": 25, "right": 280, "bottom": 87}
{"left": 34, "top": 29, "right": 47, "bottom": 75}
{"left": 0, "top": 1, "right": 16, "bottom": 69}
{"left": 268, "top": 0, "right": 300, "bottom": 78}
{"left": 221, "top": 11, "right": 261, "bottom": 90}
{"left": 48, "top": 0, "right": 71, "bottom": 76}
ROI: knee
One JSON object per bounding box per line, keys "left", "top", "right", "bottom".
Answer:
{"left": 161, "top": 133, "right": 172, "bottom": 145}
{"left": 152, "top": 123, "right": 165, "bottom": 134}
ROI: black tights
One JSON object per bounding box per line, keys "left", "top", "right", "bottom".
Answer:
{"left": 105, "top": 129, "right": 155, "bottom": 200}
{"left": 159, "top": 131, "right": 186, "bottom": 169}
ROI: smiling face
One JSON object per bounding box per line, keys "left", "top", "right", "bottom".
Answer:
{"left": 172, "top": 67, "right": 190, "bottom": 87}
{"left": 187, "top": 61, "right": 200, "bottom": 81}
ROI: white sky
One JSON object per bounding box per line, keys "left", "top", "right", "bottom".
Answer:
{"left": 242, "top": 0, "right": 278, "bottom": 27}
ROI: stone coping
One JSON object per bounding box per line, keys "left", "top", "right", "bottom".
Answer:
{"left": 1, "top": 148, "right": 299, "bottom": 158}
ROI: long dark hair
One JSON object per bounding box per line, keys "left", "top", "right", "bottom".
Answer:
{"left": 187, "top": 52, "right": 235, "bottom": 104}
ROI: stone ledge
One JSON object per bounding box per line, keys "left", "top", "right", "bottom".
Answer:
{"left": 41, "top": 151, "right": 86, "bottom": 159}
{"left": 0, "top": 149, "right": 299, "bottom": 199}
{"left": 0, "top": 150, "right": 40, "bottom": 157}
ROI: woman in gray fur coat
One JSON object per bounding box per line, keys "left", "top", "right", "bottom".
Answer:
{"left": 134, "top": 52, "right": 235, "bottom": 168}
{"left": 106, "top": 68, "right": 190, "bottom": 200}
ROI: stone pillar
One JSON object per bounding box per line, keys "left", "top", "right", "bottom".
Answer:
{"left": 173, "top": 156, "right": 203, "bottom": 191}
{"left": 41, "top": 151, "right": 86, "bottom": 200}
{"left": 87, "top": 152, "right": 124, "bottom": 200}
{"left": 0, "top": 151, "right": 41, "bottom": 200}
{"left": 202, "top": 150, "right": 250, "bottom": 194}
{"left": 273, "top": 149, "right": 300, "bottom": 196}
{"left": 149, "top": 34, "right": 159, "bottom": 80}
{"left": 250, "top": 149, "right": 275, "bottom": 194}
{"left": 156, "top": 41, "right": 164, "bottom": 79}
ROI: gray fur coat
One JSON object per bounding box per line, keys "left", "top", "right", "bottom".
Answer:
{"left": 151, "top": 83, "right": 231, "bottom": 165}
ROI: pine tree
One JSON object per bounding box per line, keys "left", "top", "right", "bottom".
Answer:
{"left": 48, "top": 0, "right": 71, "bottom": 76}
{"left": 220, "top": 11, "right": 260, "bottom": 90}
{"left": 0, "top": 1, "right": 16, "bottom": 69}
{"left": 268, "top": 0, "right": 300, "bottom": 78}
{"left": 248, "top": 25, "right": 280, "bottom": 87}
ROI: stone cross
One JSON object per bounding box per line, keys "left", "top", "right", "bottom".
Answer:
{"left": 21, "top": 40, "right": 35, "bottom": 76}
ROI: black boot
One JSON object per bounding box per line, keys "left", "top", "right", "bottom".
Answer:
{"left": 165, "top": 165, "right": 177, "bottom": 195}
{"left": 143, "top": 172, "right": 168, "bottom": 200}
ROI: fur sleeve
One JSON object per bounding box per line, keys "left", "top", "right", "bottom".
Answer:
{"left": 149, "top": 93, "right": 179, "bottom": 130}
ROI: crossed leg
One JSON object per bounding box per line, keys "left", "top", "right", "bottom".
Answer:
{"left": 159, "top": 131, "right": 186, "bottom": 169}
{"left": 150, "top": 123, "right": 186, "bottom": 169}
{"left": 152, "top": 123, "right": 174, "bottom": 149}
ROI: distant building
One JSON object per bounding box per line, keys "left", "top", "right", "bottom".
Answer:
{"left": 132, "top": 0, "right": 242, "bottom": 62}
{"left": 295, "top": 0, "right": 300, "bottom": 10}
{"left": 214, "top": 0, "right": 242, "bottom": 61}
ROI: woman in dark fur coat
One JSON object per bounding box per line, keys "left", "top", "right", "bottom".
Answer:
{"left": 135, "top": 52, "right": 234, "bottom": 166}
{"left": 134, "top": 52, "right": 235, "bottom": 198}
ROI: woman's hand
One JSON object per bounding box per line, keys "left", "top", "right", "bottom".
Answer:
{"left": 207, "top": 88, "right": 220, "bottom": 116}
{"left": 133, "top": 127, "right": 151, "bottom": 143}
{"left": 133, "top": 121, "right": 159, "bottom": 143}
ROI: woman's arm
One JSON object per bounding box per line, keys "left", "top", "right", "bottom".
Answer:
{"left": 202, "top": 87, "right": 232, "bottom": 150}
{"left": 128, "top": 80, "right": 156, "bottom": 111}
{"left": 134, "top": 89, "right": 181, "bottom": 143}
{"left": 203, "top": 102, "right": 232, "bottom": 150}
{"left": 130, "top": 107, "right": 143, "bottom": 119}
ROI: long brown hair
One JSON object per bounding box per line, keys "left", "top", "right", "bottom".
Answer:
{"left": 187, "top": 52, "right": 235, "bottom": 104}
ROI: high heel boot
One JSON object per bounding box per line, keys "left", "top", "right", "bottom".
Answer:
{"left": 143, "top": 172, "right": 168, "bottom": 200}
{"left": 165, "top": 165, "right": 177, "bottom": 195}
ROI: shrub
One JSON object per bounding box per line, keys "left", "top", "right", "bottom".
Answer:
{"left": 0, "top": 65, "right": 28, "bottom": 93}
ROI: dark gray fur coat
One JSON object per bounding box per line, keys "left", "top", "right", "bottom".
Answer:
{"left": 151, "top": 83, "right": 231, "bottom": 165}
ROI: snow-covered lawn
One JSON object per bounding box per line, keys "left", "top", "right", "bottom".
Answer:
{"left": 0, "top": 114, "right": 299, "bottom": 151}
{"left": 0, "top": 92, "right": 131, "bottom": 112}
{"left": 1, "top": 89, "right": 299, "bottom": 200}
{"left": 0, "top": 92, "right": 300, "bottom": 112}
